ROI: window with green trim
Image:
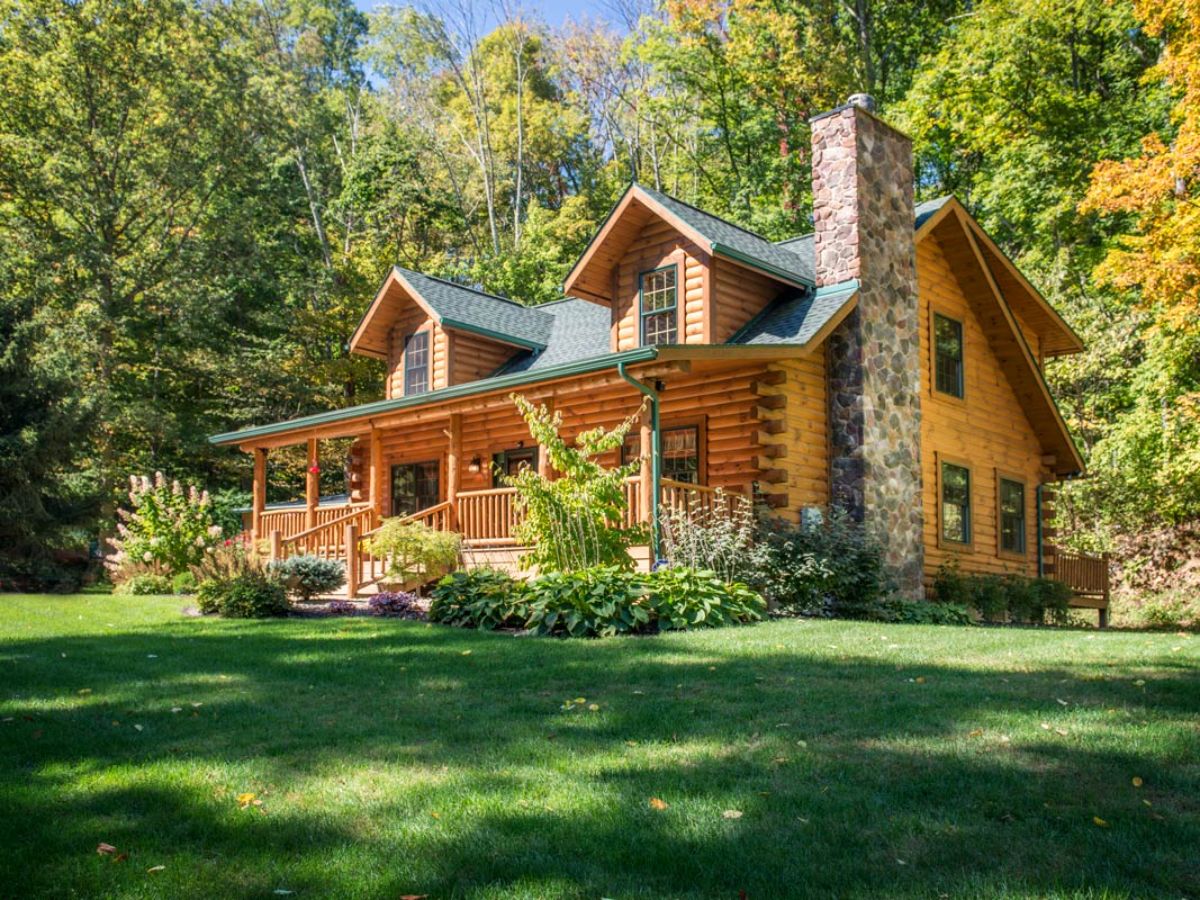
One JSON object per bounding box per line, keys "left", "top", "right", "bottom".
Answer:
{"left": 403, "top": 331, "right": 429, "bottom": 395}
{"left": 934, "top": 314, "right": 964, "bottom": 397}
{"left": 999, "top": 477, "right": 1026, "bottom": 555}
{"left": 941, "top": 462, "right": 971, "bottom": 544}
{"left": 640, "top": 266, "right": 677, "bottom": 346}
{"left": 621, "top": 426, "right": 699, "bottom": 483}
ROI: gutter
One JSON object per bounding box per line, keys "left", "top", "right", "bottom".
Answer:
{"left": 617, "top": 361, "right": 661, "bottom": 561}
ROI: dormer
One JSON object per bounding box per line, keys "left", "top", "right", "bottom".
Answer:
{"left": 349, "top": 267, "right": 553, "bottom": 399}
{"left": 563, "top": 183, "right": 815, "bottom": 352}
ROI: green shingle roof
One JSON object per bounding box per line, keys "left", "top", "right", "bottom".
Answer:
{"left": 393, "top": 267, "right": 554, "bottom": 350}
{"left": 636, "top": 184, "right": 816, "bottom": 287}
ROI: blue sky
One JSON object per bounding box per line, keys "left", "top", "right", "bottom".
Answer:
{"left": 353, "top": 0, "right": 613, "bottom": 27}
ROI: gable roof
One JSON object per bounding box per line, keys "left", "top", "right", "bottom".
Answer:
{"left": 564, "top": 183, "right": 815, "bottom": 303}
{"left": 349, "top": 266, "right": 554, "bottom": 359}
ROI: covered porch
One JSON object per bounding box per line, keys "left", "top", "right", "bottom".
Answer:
{"left": 235, "top": 352, "right": 787, "bottom": 592}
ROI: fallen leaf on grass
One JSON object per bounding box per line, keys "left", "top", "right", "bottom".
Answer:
{"left": 171, "top": 707, "right": 182, "bottom": 713}
{"left": 588, "top": 704, "right": 600, "bottom": 712}
{"left": 1056, "top": 698, "right": 1069, "bottom": 706}
{"left": 1093, "top": 816, "right": 1110, "bottom": 828}
{"left": 649, "top": 797, "right": 668, "bottom": 810}
{"left": 914, "top": 676, "right": 926, "bottom": 684}
{"left": 134, "top": 724, "right": 144, "bottom": 732}
{"left": 273, "top": 891, "right": 294, "bottom": 896}
{"left": 967, "top": 729, "right": 983, "bottom": 738}
{"left": 1132, "top": 777, "right": 1144, "bottom": 788}
{"left": 399, "top": 895, "right": 429, "bottom": 899}
{"left": 429, "top": 811, "right": 440, "bottom": 819}
{"left": 460, "top": 650, "right": 471, "bottom": 656}
{"left": 96, "top": 843, "right": 118, "bottom": 855}
{"left": 722, "top": 810, "right": 743, "bottom": 819}
{"left": 236, "top": 793, "right": 260, "bottom": 809}
{"left": 146, "top": 865, "right": 165, "bottom": 874}
{"left": 78, "top": 689, "right": 92, "bottom": 695}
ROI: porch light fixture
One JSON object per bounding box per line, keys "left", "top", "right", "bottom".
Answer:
{"left": 468, "top": 456, "right": 482, "bottom": 473}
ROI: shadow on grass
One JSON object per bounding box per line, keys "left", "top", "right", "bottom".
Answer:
{"left": 1, "top": 617, "right": 1197, "bottom": 897}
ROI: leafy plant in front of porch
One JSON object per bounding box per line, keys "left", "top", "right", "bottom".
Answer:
{"left": 502, "top": 394, "right": 646, "bottom": 572}
{"left": 269, "top": 554, "right": 346, "bottom": 602}
{"left": 429, "top": 568, "right": 533, "bottom": 629}
{"left": 361, "top": 519, "right": 460, "bottom": 590}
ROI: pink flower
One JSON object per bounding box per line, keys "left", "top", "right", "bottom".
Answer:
{"left": 308, "top": 464, "right": 320, "bottom": 474}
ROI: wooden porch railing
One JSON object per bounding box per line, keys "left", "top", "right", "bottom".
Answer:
{"left": 659, "top": 478, "right": 752, "bottom": 519}
{"left": 1049, "top": 549, "right": 1111, "bottom": 626}
{"left": 456, "top": 487, "right": 521, "bottom": 546}
{"left": 261, "top": 502, "right": 371, "bottom": 546}
{"left": 270, "top": 503, "right": 374, "bottom": 563}
{"left": 350, "top": 501, "right": 456, "bottom": 594}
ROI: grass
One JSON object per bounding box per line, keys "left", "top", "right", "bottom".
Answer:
{"left": 1, "top": 596, "right": 1197, "bottom": 899}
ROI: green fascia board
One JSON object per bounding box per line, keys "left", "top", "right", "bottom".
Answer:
{"left": 209, "top": 347, "right": 659, "bottom": 446}
{"left": 711, "top": 242, "right": 814, "bottom": 289}
{"left": 439, "top": 316, "right": 545, "bottom": 351}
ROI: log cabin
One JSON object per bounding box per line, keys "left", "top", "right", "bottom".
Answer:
{"left": 211, "top": 95, "right": 1109, "bottom": 616}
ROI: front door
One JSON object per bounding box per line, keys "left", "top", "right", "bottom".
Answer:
{"left": 391, "top": 461, "right": 440, "bottom": 517}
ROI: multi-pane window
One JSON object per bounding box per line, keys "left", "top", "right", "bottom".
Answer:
{"left": 391, "top": 461, "right": 439, "bottom": 517}
{"left": 934, "top": 314, "right": 964, "bottom": 397}
{"left": 622, "top": 426, "right": 699, "bottom": 484}
{"left": 999, "top": 477, "right": 1026, "bottom": 555}
{"left": 404, "top": 331, "right": 429, "bottom": 395}
{"left": 640, "top": 266, "right": 678, "bottom": 346}
{"left": 941, "top": 461, "right": 971, "bottom": 544}
{"left": 492, "top": 447, "right": 538, "bottom": 485}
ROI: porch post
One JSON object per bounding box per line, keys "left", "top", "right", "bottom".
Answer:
{"left": 537, "top": 396, "right": 554, "bottom": 479}
{"left": 447, "top": 412, "right": 461, "bottom": 531}
{"left": 369, "top": 427, "right": 383, "bottom": 526}
{"left": 638, "top": 418, "right": 653, "bottom": 526}
{"left": 306, "top": 437, "right": 319, "bottom": 530}
{"left": 251, "top": 447, "right": 267, "bottom": 540}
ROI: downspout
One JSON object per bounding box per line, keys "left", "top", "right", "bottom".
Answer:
{"left": 617, "top": 362, "right": 661, "bottom": 560}
{"left": 1035, "top": 483, "right": 1045, "bottom": 578}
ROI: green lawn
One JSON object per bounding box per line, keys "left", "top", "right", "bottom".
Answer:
{"left": 1, "top": 596, "right": 1196, "bottom": 899}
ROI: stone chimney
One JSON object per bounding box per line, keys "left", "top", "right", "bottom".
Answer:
{"left": 810, "top": 94, "right": 924, "bottom": 596}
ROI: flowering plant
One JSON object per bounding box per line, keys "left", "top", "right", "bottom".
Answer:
{"left": 107, "top": 473, "right": 223, "bottom": 579}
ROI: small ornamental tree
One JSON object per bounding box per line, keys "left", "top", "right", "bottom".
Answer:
{"left": 502, "top": 394, "right": 647, "bottom": 572}
{"left": 108, "top": 473, "right": 222, "bottom": 579}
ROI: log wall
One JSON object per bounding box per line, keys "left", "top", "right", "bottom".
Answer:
{"left": 918, "top": 233, "right": 1050, "bottom": 580}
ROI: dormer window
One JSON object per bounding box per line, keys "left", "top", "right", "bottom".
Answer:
{"left": 640, "top": 266, "right": 678, "bottom": 346}
{"left": 403, "top": 331, "right": 429, "bottom": 395}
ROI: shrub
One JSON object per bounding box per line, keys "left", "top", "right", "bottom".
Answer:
{"left": 659, "top": 494, "right": 767, "bottom": 583}
{"left": 115, "top": 573, "right": 173, "bottom": 595}
{"left": 525, "top": 566, "right": 650, "bottom": 637}
{"left": 840, "top": 595, "right": 973, "bottom": 625}
{"left": 932, "top": 563, "right": 1074, "bottom": 624}
{"left": 172, "top": 572, "right": 197, "bottom": 595}
{"left": 216, "top": 572, "right": 289, "bottom": 619}
{"left": 429, "top": 569, "right": 533, "bottom": 629}
{"left": 191, "top": 538, "right": 267, "bottom": 583}
{"left": 196, "top": 579, "right": 225, "bottom": 614}
{"left": 367, "top": 591, "right": 424, "bottom": 619}
{"left": 269, "top": 554, "right": 346, "bottom": 602}
{"left": 361, "top": 519, "right": 460, "bottom": 587}
{"left": 107, "top": 473, "right": 222, "bottom": 579}
{"left": 755, "top": 512, "right": 883, "bottom": 614}
{"left": 326, "top": 598, "right": 356, "bottom": 615}
{"left": 643, "top": 566, "right": 766, "bottom": 630}
{"left": 502, "top": 394, "right": 646, "bottom": 572}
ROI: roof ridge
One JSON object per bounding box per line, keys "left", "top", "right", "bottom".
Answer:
{"left": 396, "top": 266, "right": 551, "bottom": 315}
{"left": 634, "top": 182, "right": 781, "bottom": 246}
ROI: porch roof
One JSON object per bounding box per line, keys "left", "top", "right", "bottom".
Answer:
{"left": 209, "top": 278, "right": 860, "bottom": 449}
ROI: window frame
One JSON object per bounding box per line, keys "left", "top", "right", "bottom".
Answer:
{"left": 932, "top": 310, "right": 965, "bottom": 400}
{"left": 996, "top": 471, "right": 1028, "bottom": 559}
{"left": 937, "top": 453, "right": 974, "bottom": 549}
{"left": 402, "top": 329, "right": 431, "bottom": 396}
{"left": 389, "top": 459, "right": 440, "bottom": 518}
{"left": 639, "top": 264, "right": 679, "bottom": 347}
{"left": 621, "top": 421, "right": 705, "bottom": 485}
{"left": 491, "top": 446, "right": 539, "bottom": 486}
